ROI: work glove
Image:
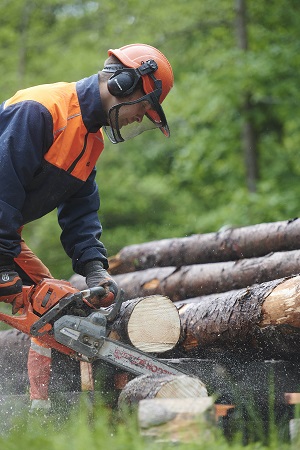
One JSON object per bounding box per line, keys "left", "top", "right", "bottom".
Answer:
{"left": 85, "top": 260, "right": 118, "bottom": 308}
{"left": 0, "top": 269, "right": 23, "bottom": 314}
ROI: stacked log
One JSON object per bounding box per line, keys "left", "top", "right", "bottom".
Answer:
{"left": 118, "top": 373, "right": 208, "bottom": 408}
{"left": 178, "top": 275, "right": 300, "bottom": 358}
{"left": 110, "top": 250, "right": 300, "bottom": 302}
{"left": 137, "top": 397, "right": 216, "bottom": 443}
{"left": 108, "top": 219, "right": 300, "bottom": 273}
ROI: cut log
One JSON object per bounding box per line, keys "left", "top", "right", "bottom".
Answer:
{"left": 108, "top": 295, "right": 181, "bottom": 353}
{"left": 118, "top": 373, "right": 208, "bottom": 408}
{"left": 69, "top": 275, "right": 181, "bottom": 353}
{"left": 138, "top": 397, "right": 215, "bottom": 443}
{"left": 177, "top": 275, "right": 300, "bottom": 357}
{"left": 111, "top": 250, "right": 300, "bottom": 301}
{"left": 108, "top": 219, "right": 300, "bottom": 274}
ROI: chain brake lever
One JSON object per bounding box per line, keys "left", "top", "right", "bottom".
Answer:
{"left": 96, "top": 288, "right": 125, "bottom": 322}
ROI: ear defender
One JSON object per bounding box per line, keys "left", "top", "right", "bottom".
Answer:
{"left": 103, "top": 59, "right": 159, "bottom": 98}
{"left": 107, "top": 70, "right": 137, "bottom": 97}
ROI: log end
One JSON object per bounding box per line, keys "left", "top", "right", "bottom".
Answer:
{"left": 127, "top": 295, "right": 181, "bottom": 353}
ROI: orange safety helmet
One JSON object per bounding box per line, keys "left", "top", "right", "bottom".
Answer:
{"left": 103, "top": 43, "right": 174, "bottom": 143}
{"left": 107, "top": 43, "right": 174, "bottom": 103}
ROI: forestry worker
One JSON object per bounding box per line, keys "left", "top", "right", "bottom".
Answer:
{"left": 0, "top": 43, "right": 174, "bottom": 409}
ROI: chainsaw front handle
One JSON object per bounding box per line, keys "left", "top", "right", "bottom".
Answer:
{"left": 96, "top": 288, "right": 125, "bottom": 322}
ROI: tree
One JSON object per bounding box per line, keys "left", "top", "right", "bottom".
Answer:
{"left": 1, "top": 0, "right": 300, "bottom": 278}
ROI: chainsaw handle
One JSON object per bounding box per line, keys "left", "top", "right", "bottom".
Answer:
{"left": 96, "top": 288, "right": 125, "bottom": 322}
{"left": 81, "top": 286, "right": 124, "bottom": 321}
{"left": 81, "top": 286, "right": 106, "bottom": 299}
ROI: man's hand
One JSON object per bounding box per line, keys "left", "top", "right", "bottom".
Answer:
{"left": 0, "top": 270, "right": 23, "bottom": 314}
{"left": 85, "top": 261, "right": 118, "bottom": 308}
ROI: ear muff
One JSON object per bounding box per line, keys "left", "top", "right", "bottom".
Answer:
{"left": 107, "top": 70, "right": 138, "bottom": 97}
{"left": 104, "top": 59, "right": 159, "bottom": 98}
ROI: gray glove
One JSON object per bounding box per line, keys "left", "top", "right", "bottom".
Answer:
{"left": 85, "top": 260, "right": 118, "bottom": 307}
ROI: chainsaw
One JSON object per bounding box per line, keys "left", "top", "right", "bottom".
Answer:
{"left": 0, "top": 278, "right": 185, "bottom": 377}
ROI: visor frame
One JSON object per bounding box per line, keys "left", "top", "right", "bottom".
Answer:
{"left": 103, "top": 88, "right": 170, "bottom": 144}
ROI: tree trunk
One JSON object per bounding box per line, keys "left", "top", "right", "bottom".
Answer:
{"left": 108, "top": 219, "right": 300, "bottom": 274}
{"left": 118, "top": 373, "right": 208, "bottom": 408}
{"left": 235, "top": 0, "right": 259, "bottom": 192}
{"left": 178, "top": 275, "right": 300, "bottom": 357}
{"left": 108, "top": 295, "right": 181, "bottom": 353}
{"left": 112, "top": 250, "right": 300, "bottom": 301}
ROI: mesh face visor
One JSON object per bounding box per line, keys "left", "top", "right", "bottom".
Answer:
{"left": 103, "top": 89, "right": 170, "bottom": 144}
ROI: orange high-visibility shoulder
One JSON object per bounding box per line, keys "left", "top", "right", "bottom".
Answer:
{"left": 5, "top": 82, "right": 105, "bottom": 181}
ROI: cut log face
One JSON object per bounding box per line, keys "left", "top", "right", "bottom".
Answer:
{"left": 109, "top": 295, "right": 181, "bottom": 354}
{"left": 118, "top": 373, "right": 208, "bottom": 408}
{"left": 126, "top": 295, "right": 181, "bottom": 353}
{"left": 260, "top": 277, "right": 300, "bottom": 328}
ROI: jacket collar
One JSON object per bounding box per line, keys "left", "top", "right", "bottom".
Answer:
{"left": 76, "top": 74, "right": 107, "bottom": 132}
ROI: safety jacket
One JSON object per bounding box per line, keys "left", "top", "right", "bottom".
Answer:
{"left": 0, "top": 74, "right": 109, "bottom": 274}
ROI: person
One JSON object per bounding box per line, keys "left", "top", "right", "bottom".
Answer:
{"left": 0, "top": 43, "right": 174, "bottom": 409}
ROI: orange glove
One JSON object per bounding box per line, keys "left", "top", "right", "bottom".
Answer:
{"left": 0, "top": 269, "right": 23, "bottom": 314}
{"left": 85, "top": 260, "right": 118, "bottom": 307}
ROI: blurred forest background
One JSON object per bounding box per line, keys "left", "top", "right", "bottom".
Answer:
{"left": 1, "top": 0, "right": 299, "bottom": 280}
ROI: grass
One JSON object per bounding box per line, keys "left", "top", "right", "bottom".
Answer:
{"left": 0, "top": 393, "right": 297, "bottom": 450}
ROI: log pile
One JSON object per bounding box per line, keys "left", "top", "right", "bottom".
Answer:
{"left": 69, "top": 219, "right": 300, "bottom": 359}
{"left": 108, "top": 220, "right": 300, "bottom": 442}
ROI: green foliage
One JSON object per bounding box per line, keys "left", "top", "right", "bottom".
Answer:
{"left": 0, "top": 396, "right": 292, "bottom": 450}
{"left": 1, "top": 0, "right": 300, "bottom": 279}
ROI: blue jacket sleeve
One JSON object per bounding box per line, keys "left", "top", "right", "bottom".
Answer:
{"left": 57, "top": 167, "right": 109, "bottom": 275}
{"left": 0, "top": 100, "right": 53, "bottom": 260}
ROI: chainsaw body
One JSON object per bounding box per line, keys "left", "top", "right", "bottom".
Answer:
{"left": 0, "top": 278, "right": 185, "bottom": 377}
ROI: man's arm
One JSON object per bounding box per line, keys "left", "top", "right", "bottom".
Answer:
{"left": 0, "top": 99, "right": 53, "bottom": 261}
{"left": 0, "top": 99, "right": 53, "bottom": 312}
{"left": 57, "top": 168, "right": 109, "bottom": 275}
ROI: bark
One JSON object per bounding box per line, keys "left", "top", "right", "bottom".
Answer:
{"left": 108, "top": 295, "right": 181, "bottom": 353}
{"left": 118, "top": 373, "right": 207, "bottom": 408}
{"left": 112, "top": 250, "right": 300, "bottom": 302}
{"left": 108, "top": 219, "right": 300, "bottom": 274}
{"left": 174, "top": 288, "right": 243, "bottom": 307}
{"left": 178, "top": 275, "right": 300, "bottom": 357}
